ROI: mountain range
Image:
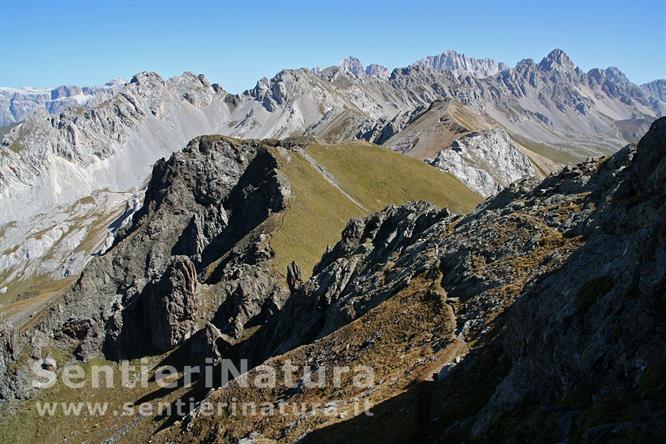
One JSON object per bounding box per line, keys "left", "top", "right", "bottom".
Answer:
{"left": 0, "top": 80, "right": 125, "bottom": 127}
{"left": 2, "top": 48, "right": 663, "bottom": 218}
{"left": 1, "top": 114, "right": 664, "bottom": 443}
{"left": 1, "top": 48, "right": 664, "bottom": 308}
{"left": 0, "top": 48, "right": 665, "bottom": 443}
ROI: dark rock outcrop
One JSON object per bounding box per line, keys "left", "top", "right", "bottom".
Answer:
{"left": 286, "top": 261, "right": 302, "bottom": 292}
{"left": 148, "top": 256, "right": 199, "bottom": 352}
{"left": 0, "top": 136, "right": 294, "bottom": 395}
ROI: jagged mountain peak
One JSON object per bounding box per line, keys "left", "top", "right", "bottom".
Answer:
{"left": 538, "top": 48, "right": 577, "bottom": 72}
{"left": 364, "top": 63, "right": 389, "bottom": 78}
{"left": 336, "top": 58, "right": 390, "bottom": 79}
{"left": 129, "top": 70, "right": 165, "bottom": 85}
{"left": 603, "top": 66, "right": 631, "bottom": 83}
{"left": 417, "top": 49, "right": 508, "bottom": 78}
{"left": 514, "top": 58, "right": 536, "bottom": 69}
{"left": 338, "top": 56, "right": 366, "bottom": 77}
{"left": 128, "top": 71, "right": 217, "bottom": 90}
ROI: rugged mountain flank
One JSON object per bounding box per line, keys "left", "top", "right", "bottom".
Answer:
{"left": 158, "top": 118, "right": 666, "bottom": 443}
{"left": 0, "top": 135, "right": 479, "bottom": 405}
{"left": 3, "top": 49, "right": 663, "bottom": 228}
{"left": 0, "top": 72, "right": 231, "bottom": 225}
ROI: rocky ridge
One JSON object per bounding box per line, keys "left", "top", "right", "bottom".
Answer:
{"left": 159, "top": 118, "right": 666, "bottom": 442}
{"left": 0, "top": 79, "right": 124, "bottom": 127}
{"left": 47, "top": 136, "right": 291, "bottom": 361}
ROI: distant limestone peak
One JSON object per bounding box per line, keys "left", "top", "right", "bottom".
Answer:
{"left": 338, "top": 58, "right": 389, "bottom": 79}
{"left": 539, "top": 48, "right": 576, "bottom": 72}
{"left": 339, "top": 56, "right": 365, "bottom": 77}
{"left": 365, "top": 63, "right": 389, "bottom": 79}
{"left": 416, "top": 49, "right": 508, "bottom": 78}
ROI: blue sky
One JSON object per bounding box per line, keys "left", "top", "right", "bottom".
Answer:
{"left": 2, "top": 0, "right": 665, "bottom": 92}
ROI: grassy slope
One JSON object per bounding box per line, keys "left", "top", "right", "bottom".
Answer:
{"left": 308, "top": 143, "right": 480, "bottom": 214}
{"left": 155, "top": 274, "right": 463, "bottom": 443}
{"left": 269, "top": 146, "right": 366, "bottom": 280}
{"left": 270, "top": 143, "right": 481, "bottom": 278}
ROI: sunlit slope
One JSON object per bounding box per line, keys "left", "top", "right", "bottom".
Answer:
{"left": 270, "top": 142, "right": 481, "bottom": 278}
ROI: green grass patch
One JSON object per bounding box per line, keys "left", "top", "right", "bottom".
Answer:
{"left": 0, "top": 353, "right": 172, "bottom": 444}
{"left": 307, "top": 143, "right": 481, "bottom": 214}
{"left": 269, "top": 148, "right": 366, "bottom": 279}
{"left": 270, "top": 143, "right": 481, "bottom": 279}
{"left": 0, "top": 274, "right": 74, "bottom": 309}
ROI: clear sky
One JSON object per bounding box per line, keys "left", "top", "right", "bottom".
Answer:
{"left": 2, "top": 0, "right": 665, "bottom": 92}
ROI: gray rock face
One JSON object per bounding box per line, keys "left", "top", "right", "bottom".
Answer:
{"left": 338, "top": 57, "right": 366, "bottom": 78}
{"left": 416, "top": 49, "right": 509, "bottom": 78}
{"left": 149, "top": 256, "right": 199, "bottom": 351}
{"left": 428, "top": 128, "right": 538, "bottom": 197}
{"left": 364, "top": 63, "right": 389, "bottom": 79}
{"left": 642, "top": 79, "right": 666, "bottom": 104}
